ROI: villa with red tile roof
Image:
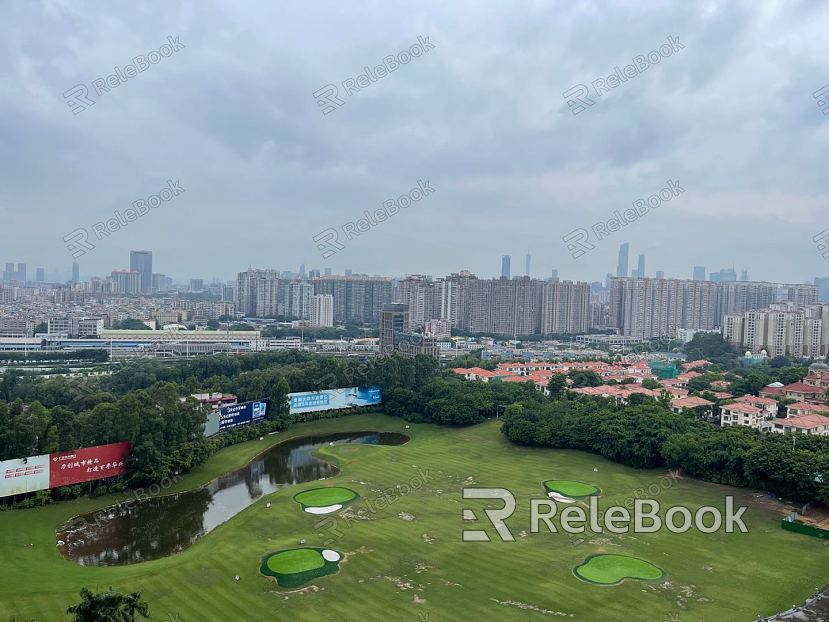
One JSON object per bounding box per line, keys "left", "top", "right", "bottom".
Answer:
{"left": 780, "top": 382, "right": 825, "bottom": 403}
{"left": 670, "top": 396, "right": 715, "bottom": 416}
{"left": 770, "top": 414, "right": 829, "bottom": 436}
{"left": 452, "top": 367, "right": 498, "bottom": 382}
{"left": 720, "top": 402, "right": 770, "bottom": 430}
{"left": 786, "top": 402, "right": 829, "bottom": 417}
{"left": 732, "top": 395, "right": 779, "bottom": 417}
{"left": 710, "top": 380, "right": 731, "bottom": 391}
{"left": 570, "top": 384, "right": 661, "bottom": 405}
{"left": 681, "top": 360, "right": 711, "bottom": 370}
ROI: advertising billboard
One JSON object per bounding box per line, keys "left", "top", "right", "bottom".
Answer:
{"left": 0, "top": 441, "right": 132, "bottom": 499}
{"left": 289, "top": 386, "right": 382, "bottom": 415}
{"left": 49, "top": 441, "right": 132, "bottom": 488}
{"left": 0, "top": 454, "right": 50, "bottom": 498}
{"left": 215, "top": 400, "right": 268, "bottom": 433}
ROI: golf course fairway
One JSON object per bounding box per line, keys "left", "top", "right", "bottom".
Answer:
{"left": 0, "top": 414, "right": 825, "bottom": 621}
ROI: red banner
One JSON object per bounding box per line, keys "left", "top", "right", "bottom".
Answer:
{"left": 48, "top": 441, "right": 132, "bottom": 488}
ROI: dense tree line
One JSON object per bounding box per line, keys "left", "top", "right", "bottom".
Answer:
{"left": 0, "top": 353, "right": 442, "bottom": 508}
{"left": 501, "top": 397, "right": 829, "bottom": 504}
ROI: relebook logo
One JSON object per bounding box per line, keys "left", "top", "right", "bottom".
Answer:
{"left": 462, "top": 488, "right": 749, "bottom": 541}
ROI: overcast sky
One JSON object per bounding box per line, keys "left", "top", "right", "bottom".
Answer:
{"left": 1, "top": 0, "right": 828, "bottom": 284}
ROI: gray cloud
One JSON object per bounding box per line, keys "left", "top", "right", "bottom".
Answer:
{"left": 1, "top": 0, "right": 828, "bottom": 284}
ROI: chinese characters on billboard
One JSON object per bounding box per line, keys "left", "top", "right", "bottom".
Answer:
{"left": 0, "top": 442, "right": 132, "bottom": 499}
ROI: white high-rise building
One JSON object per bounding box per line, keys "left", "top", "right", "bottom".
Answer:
{"left": 310, "top": 294, "right": 334, "bottom": 327}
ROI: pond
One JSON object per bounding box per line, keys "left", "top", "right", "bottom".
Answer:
{"left": 56, "top": 431, "right": 408, "bottom": 566}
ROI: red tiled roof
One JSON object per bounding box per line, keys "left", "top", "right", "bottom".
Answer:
{"left": 734, "top": 395, "right": 778, "bottom": 406}
{"left": 783, "top": 382, "right": 822, "bottom": 393}
{"left": 787, "top": 402, "right": 829, "bottom": 413}
{"left": 774, "top": 414, "right": 829, "bottom": 430}
{"left": 722, "top": 402, "right": 764, "bottom": 415}
{"left": 671, "top": 396, "right": 714, "bottom": 408}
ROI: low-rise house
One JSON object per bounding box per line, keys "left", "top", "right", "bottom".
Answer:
{"left": 733, "top": 395, "right": 779, "bottom": 417}
{"left": 670, "top": 396, "right": 715, "bottom": 417}
{"left": 785, "top": 402, "right": 829, "bottom": 418}
{"left": 770, "top": 414, "right": 829, "bottom": 436}
{"left": 720, "top": 402, "right": 769, "bottom": 430}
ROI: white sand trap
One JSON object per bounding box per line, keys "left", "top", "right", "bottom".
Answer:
{"left": 321, "top": 549, "right": 341, "bottom": 562}
{"left": 303, "top": 504, "right": 343, "bottom": 515}
{"left": 547, "top": 491, "right": 576, "bottom": 503}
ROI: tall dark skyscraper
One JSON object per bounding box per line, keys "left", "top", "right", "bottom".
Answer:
{"left": 129, "top": 250, "right": 153, "bottom": 293}
{"left": 524, "top": 250, "right": 531, "bottom": 276}
{"left": 693, "top": 266, "right": 706, "bottom": 281}
{"left": 740, "top": 269, "right": 749, "bottom": 281}
{"left": 551, "top": 269, "right": 559, "bottom": 282}
{"left": 616, "top": 243, "right": 629, "bottom": 278}
{"left": 36, "top": 267, "right": 44, "bottom": 282}
{"left": 655, "top": 270, "right": 665, "bottom": 279}
{"left": 501, "top": 255, "right": 511, "bottom": 279}
{"left": 72, "top": 261, "right": 80, "bottom": 283}
{"left": 16, "top": 263, "right": 26, "bottom": 283}
{"left": 3, "top": 263, "right": 13, "bottom": 282}
{"left": 637, "top": 254, "right": 646, "bottom": 278}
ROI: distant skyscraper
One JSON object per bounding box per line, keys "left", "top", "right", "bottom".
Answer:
{"left": 525, "top": 250, "right": 531, "bottom": 277}
{"left": 3, "top": 263, "right": 13, "bottom": 282}
{"left": 129, "top": 250, "right": 153, "bottom": 293}
{"left": 299, "top": 263, "right": 306, "bottom": 277}
{"left": 344, "top": 269, "right": 353, "bottom": 276}
{"left": 740, "top": 269, "right": 749, "bottom": 282}
{"left": 190, "top": 278, "right": 204, "bottom": 291}
{"left": 815, "top": 277, "right": 829, "bottom": 301}
{"left": 501, "top": 255, "right": 511, "bottom": 279}
{"left": 616, "top": 243, "right": 629, "bottom": 278}
{"left": 693, "top": 266, "right": 706, "bottom": 281}
{"left": 551, "top": 269, "right": 559, "bottom": 282}
{"left": 16, "top": 263, "right": 26, "bottom": 283}
{"left": 324, "top": 267, "right": 332, "bottom": 276}
{"left": 636, "top": 254, "right": 646, "bottom": 279}
{"left": 36, "top": 267, "right": 44, "bottom": 282}
{"left": 72, "top": 261, "right": 80, "bottom": 283}
{"left": 655, "top": 270, "right": 665, "bottom": 279}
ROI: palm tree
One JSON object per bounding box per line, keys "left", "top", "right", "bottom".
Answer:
{"left": 66, "top": 587, "right": 150, "bottom": 622}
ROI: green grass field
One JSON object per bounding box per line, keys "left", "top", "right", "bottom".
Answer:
{"left": 543, "top": 479, "right": 600, "bottom": 498}
{"left": 574, "top": 554, "right": 665, "bottom": 585}
{"left": 0, "top": 414, "right": 827, "bottom": 621}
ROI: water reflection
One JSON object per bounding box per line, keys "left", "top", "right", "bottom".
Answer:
{"left": 57, "top": 431, "right": 408, "bottom": 566}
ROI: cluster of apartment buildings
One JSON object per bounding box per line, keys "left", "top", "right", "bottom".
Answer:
{"left": 722, "top": 302, "right": 829, "bottom": 358}
{"left": 235, "top": 270, "right": 389, "bottom": 326}
{"left": 609, "top": 277, "right": 817, "bottom": 339}
{"left": 398, "top": 273, "right": 591, "bottom": 336}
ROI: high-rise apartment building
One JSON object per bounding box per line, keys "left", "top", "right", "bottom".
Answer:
{"left": 692, "top": 266, "right": 706, "bottom": 281}
{"left": 636, "top": 254, "right": 646, "bottom": 279}
{"left": 309, "top": 294, "right": 334, "bottom": 327}
{"left": 36, "top": 267, "right": 44, "bottom": 282}
{"left": 110, "top": 269, "right": 141, "bottom": 294}
{"left": 72, "top": 261, "right": 80, "bottom": 283}
{"left": 16, "top": 263, "right": 26, "bottom": 283}
{"left": 290, "top": 281, "right": 314, "bottom": 320}
{"left": 540, "top": 280, "right": 591, "bottom": 334}
{"left": 379, "top": 303, "right": 410, "bottom": 355}
{"left": 129, "top": 251, "right": 153, "bottom": 293}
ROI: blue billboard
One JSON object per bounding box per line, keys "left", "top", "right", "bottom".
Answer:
{"left": 289, "top": 386, "right": 382, "bottom": 415}
{"left": 216, "top": 400, "right": 268, "bottom": 433}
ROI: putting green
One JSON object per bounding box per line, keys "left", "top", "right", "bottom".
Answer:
{"left": 574, "top": 554, "right": 665, "bottom": 586}
{"left": 543, "top": 480, "right": 600, "bottom": 498}
{"left": 293, "top": 486, "right": 359, "bottom": 514}
{"left": 260, "top": 547, "right": 343, "bottom": 588}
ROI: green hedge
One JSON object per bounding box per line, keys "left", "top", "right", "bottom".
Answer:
{"left": 781, "top": 519, "right": 829, "bottom": 540}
